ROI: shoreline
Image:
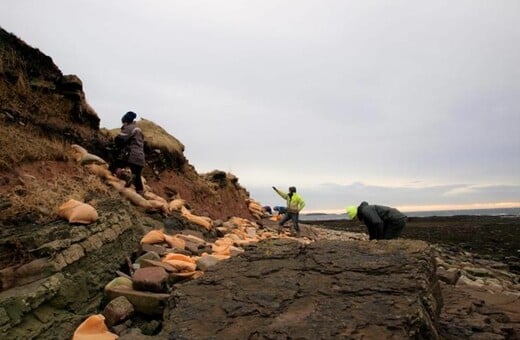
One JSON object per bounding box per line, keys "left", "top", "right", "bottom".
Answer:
{"left": 303, "top": 215, "right": 520, "bottom": 274}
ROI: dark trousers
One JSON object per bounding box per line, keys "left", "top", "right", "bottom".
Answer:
{"left": 279, "top": 212, "right": 300, "bottom": 231}
{"left": 110, "top": 160, "right": 144, "bottom": 193}
{"left": 128, "top": 163, "right": 144, "bottom": 192}
{"left": 383, "top": 218, "right": 406, "bottom": 239}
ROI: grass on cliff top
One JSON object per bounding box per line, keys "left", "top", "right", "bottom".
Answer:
{"left": 102, "top": 118, "right": 185, "bottom": 156}
{"left": 0, "top": 121, "right": 70, "bottom": 171}
{"left": 3, "top": 165, "right": 113, "bottom": 224}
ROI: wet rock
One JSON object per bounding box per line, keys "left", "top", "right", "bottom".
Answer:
{"left": 103, "top": 296, "right": 134, "bottom": 327}
{"left": 104, "top": 277, "right": 169, "bottom": 316}
{"left": 184, "top": 240, "right": 203, "bottom": 255}
{"left": 119, "top": 327, "right": 155, "bottom": 339}
{"left": 196, "top": 254, "right": 222, "bottom": 271}
{"left": 139, "top": 259, "right": 178, "bottom": 273}
{"left": 161, "top": 238, "right": 442, "bottom": 339}
{"left": 0, "top": 267, "right": 15, "bottom": 291}
{"left": 132, "top": 267, "right": 168, "bottom": 293}
{"left": 111, "top": 321, "right": 130, "bottom": 336}
{"left": 437, "top": 267, "right": 461, "bottom": 285}
{"left": 140, "top": 244, "right": 167, "bottom": 256}
{"left": 135, "top": 252, "right": 161, "bottom": 266}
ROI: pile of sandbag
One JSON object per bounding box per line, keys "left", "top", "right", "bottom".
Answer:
{"left": 68, "top": 145, "right": 263, "bottom": 234}
{"left": 71, "top": 144, "right": 166, "bottom": 213}
{"left": 92, "top": 212, "right": 303, "bottom": 336}
{"left": 246, "top": 198, "right": 268, "bottom": 219}
{"left": 58, "top": 199, "right": 98, "bottom": 224}
{"left": 71, "top": 145, "right": 215, "bottom": 221}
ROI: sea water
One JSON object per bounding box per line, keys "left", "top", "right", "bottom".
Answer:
{"left": 300, "top": 207, "right": 520, "bottom": 221}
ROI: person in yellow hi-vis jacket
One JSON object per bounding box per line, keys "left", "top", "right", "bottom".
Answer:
{"left": 272, "top": 186, "right": 306, "bottom": 234}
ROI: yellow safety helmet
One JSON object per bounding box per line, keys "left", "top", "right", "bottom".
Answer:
{"left": 346, "top": 206, "right": 357, "bottom": 220}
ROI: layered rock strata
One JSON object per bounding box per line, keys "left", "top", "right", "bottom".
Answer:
{"left": 161, "top": 238, "right": 442, "bottom": 339}
{"left": 0, "top": 198, "right": 146, "bottom": 339}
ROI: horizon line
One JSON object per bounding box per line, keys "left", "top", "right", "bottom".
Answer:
{"left": 302, "top": 201, "right": 520, "bottom": 215}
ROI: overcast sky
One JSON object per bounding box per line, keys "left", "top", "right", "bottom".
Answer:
{"left": 1, "top": 1, "right": 519, "bottom": 212}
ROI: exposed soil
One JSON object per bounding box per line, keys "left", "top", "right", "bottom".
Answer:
{"left": 306, "top": 215, "right": 520, "bottom": 274}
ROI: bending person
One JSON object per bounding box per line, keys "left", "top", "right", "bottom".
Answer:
{"left": 346, "top": 201, "right": 406, "bottom": 240}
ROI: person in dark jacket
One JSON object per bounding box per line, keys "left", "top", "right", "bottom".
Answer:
{"left": 112, "top": 111, "right": 146, "bottom": 195}
{"left": 346, "top": 201, "right": 406, "bottom": 240}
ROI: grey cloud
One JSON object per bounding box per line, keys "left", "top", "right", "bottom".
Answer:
{"left": 0, "top": 0, "right": 519, "bottom": 210}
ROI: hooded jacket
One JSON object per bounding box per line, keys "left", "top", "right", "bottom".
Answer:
{"left": 116, "top": 122, "right": 145, "bottom": 167}
{"left": 357, "top": 201, "right": 406, "bottom": 240}
{"left": 274, "top": 188, "right": 305, "bottom": 213}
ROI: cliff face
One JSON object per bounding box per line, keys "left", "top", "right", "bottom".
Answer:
{"left": 0, "top": 26, "right": 255, "bottom": 338}
{"left": 0, "top": 26, "right": 254, "bottom": 225}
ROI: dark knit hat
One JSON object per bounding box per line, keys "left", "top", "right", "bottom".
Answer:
{"left": 122, "top": 111, "right": 137, "bottom": 123}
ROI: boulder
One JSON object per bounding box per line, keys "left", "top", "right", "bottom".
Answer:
{"left": 132, "top": 267, "right": 169, "bottom": 293}
{"left": 160, "top": 239, "right": 442, "bottom": 339}
{"left": 196, "top": 255, "right": 222, "bottom": 271}
{"left": 103, "top": 296, "right": 135, "bottom": 327}
{"left": 104, "top": 277, "right": 169, "bottom": 316}
{"left": 437, "top": 267, "right": 461, "bottom": 285}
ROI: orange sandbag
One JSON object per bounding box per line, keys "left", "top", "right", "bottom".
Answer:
{"left": 248, "top": 204, "right": 263, "bottom": 214}
{"left": 146, "top": 199, "right": 168, "bottom": 212}
{"left": 212, "top": 244, "right": 231, "bottom": 256}
{"left": 228, "top": 216, "right": 254, "bottom": 228}
{"left": 163, "top": 253, "right": 195, "bottom": 263}
{"left": 168, "top": 198, "right": 186, "bottom": 212}
{"left": 170, "top": 270, "right": 204, "bottom": 279}
{"left": 58, "top": 199, "right": 98, "bottom": 224}
{"left": 58, "top": 199, "right": 82, "bottom": 215}
{"left": 140, "top": 229, "right": 165, "bottom": 245}
{"left": 107, "top": 179, "right": 125, "bottom": 191}
{"left": 162, "top": 259, "right": 197, "bottom": 272}
{"left": 71, "top": 144, "right": 88, "bottom": 162}
{"left": 120, "top": 188, "right": 152, "bottom": 209}
{"left": 143, "top": 191, "right": 167, "bottom": 204}
{"left": 175, "top": 234, "right": 207, "bottom": 245}
{"left": 163, "top": 235, "right": 186, "bottom": 249}
{"left": 185, "top": 214, "right": 212, "bottom": 230}
{"left": 85, "top": 163, "right": 111, "bottom": 179}
{"left": 214, "top": 238, "right": 234, "bottom": 246}
{"left": 80, "top": 153, "right": 107, "bottom": 165}
{"left": 72, "top": 314, "right": 118, "bottom": 340}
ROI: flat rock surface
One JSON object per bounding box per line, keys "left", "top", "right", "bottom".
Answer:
{"left": 161, "top": 238, "right": 441, "bottom": 339}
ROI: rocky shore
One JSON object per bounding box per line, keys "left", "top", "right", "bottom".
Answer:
{"left": 1, "top": 26, "right": 519, "bottom": 339}
{"left": 308, "top": 216, "right": 520, "bottom": 339}
{"left": 1, "top": 210, "right": 519, "bottom": 339}
{"left": 306, "top": 215, "right": 520, "bottom": 274}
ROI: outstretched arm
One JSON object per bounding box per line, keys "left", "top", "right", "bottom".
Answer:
{"left": 272, "top": 186, "right": 288, "bottom": 199}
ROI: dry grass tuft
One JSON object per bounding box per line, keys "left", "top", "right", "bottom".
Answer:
{"left": 0, "top": 121, "right": 69, "bottom": 171}
{"left": 3, "top": 166, "right": 115, "bottom": 224}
